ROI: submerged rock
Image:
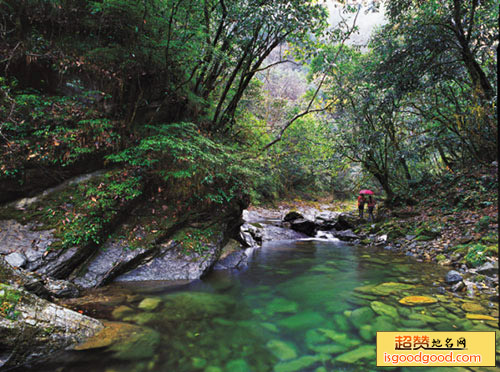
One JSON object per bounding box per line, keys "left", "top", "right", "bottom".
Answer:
{"left": 273, "top": 355, "right": 327, "bottom": 372}
{"left": 277, "top": 311, "right": 325, "bottom": 331}
{"left": 74, "top": 321, "right": 160, "bottom": 361}
{"left": 370, "top": 301, "right": 398, "bottom": 318}
{"left": 266, "top": 339, "right": 297, "bottom": 360}
{"left": 335, "top": 345, "right": 376, "bottom": 363}
{"left": 137, "top": 297, "right": 162, "bottom": 311}
{"left": 160, "top": 291, "right": 235, "bottom": 321}
{"left": 349, "top": 307, "right": 376, "bottom": 328}
{"left": 265, "top": 297, "right": 298, "bottom": 315}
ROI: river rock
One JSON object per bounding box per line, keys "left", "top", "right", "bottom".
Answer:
{"left": 476, "top": 261, "right": 498, "bottom": 276}
{"left": 266, "top": 297, "right": 298, "bottom": 315}
{"left": 335, "top": 345, "right": 376, "bottom": 363}
{"left": 451, "top": 281, "right": 465, "bottom": 292}
{"left": 399, "top": 296, "right": 438, "bottom": 306}
{"left": 4, "top": 252, "right": 27, "bottom": 268}
{"left": 333, "top": 229, "right": 359, "bottom": 241}
{"left": 274, "top": 355, "right": 327, "bottom": 372}
{"left": 445, "top": 270, "right": 463, "bottom": 284}
{"left": 111, "top": 305, "right": 135, "bottom": 320}
{"left": 278, "top": 311, "right": 325, "bottom": 331}
{"left": 214, "top": 251, "right": 247, "bottom": 270}
{"left": 138, "top": 297, "right": 162, "bottom": 311}
{"left": 333, "top": 213, "right": 357, "bottom": 231}
{"left": 160, "top": 291, "right": 235, "bottom": 321}
{"left": 290, "top": 218, "right": 316, "bottom": 236}
{"left": 225, "top": 359, "right": 251, "bottom": 372}
{"left": 266, "top": 339, "right": 297, "bottom": 360}
{"left": 75, "top": 321, "right": 160, "bottom": 361}
{"left": 370, "top": 301, "right": 398, "bottom": 318}
{"left": 349, "top": 307, "right": 376, "bottom": 328}
{"left": 461, "top": 302, "right": 486, "bottom": 313}
{"left": 0, "top": 284, "right": 103, "bottom": 370}
{"left": 283, "top": 211, "right": 304, "bottom": 222}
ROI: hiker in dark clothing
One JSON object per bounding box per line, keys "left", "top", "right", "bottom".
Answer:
{"left": 367, "top": 196, "right": 376, "bottom": 221}
{"left": 357, "top": 194, "right": 366, "bottom": 218}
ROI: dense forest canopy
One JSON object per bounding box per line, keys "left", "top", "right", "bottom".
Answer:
{"left": 0, "top": 0, "right": 498, "bottom": 207}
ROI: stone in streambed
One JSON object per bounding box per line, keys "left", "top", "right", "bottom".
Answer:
{"left": 408, "top": 313, "right": 440, "bottom": 324}
{"left": 310, "top": 343, "right": 349, "bottom": 355}
{"left": 349, "top": 306, "right": 376, "bottom": 328}
{"left": 465, "top": 314, "right": 497, "bottom": 321}
{"left": 225, "top": 359, "right": 251, "bottom": 372}
{"left": 370, "top": 301, "right": 398, "bottom": 318}
{"left": 461, "top": 302, "right": 487, "bottom": 313}
{"left": 359, "top": 324, "right": 375, "bottom": 341}
{"left": 399, "top": 296, "right": 437, "bottom": 306}
{"left": 4, "top": 252, "right": 27, "bottom": 268}
{"left": 354, "top": 282, "right": 414, "bottom": 296}
{"left": 335, "top": 345, "right": 376, "bottom": 363}
{"left": 111, "top": 305, "right": 135, "bottom": 320}
{"left": 401, "top": 319, "right": 427, "bottom": 327}
{"left": 123, "top": 312, "right": 159, "bottom": 326}
{"left": 278, "top": 311, "right": 325, "bottom": 331}
{"left": 266, "top": 297, "right": 298, "bottom": 315}
{"left": 266, "top": 339, "right": 297, "bottom": 360}
{"left": 75, "top": 321, "right": 160, "bottom": 361}
{"left": 445, "top": 270, "right": 463, "bottom": 284}
{"left": 273, "top": 355, "right": 327, "bottom": 372}
{"left": 137, "top": 297, "right": 162, "bottom": 311}
{"left": 371, "top": 316, "right": 398, "bottom": 332}
{"left": 332, "top": 314, "right": 351, "bottom": 331}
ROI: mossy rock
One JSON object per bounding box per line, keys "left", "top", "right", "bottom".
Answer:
{"left": 137, "top": 297, "right": 162, "bottom": 311}
{"left": 274, "top": 355, "right": 326, "bottom": 372}
{"left": 349, "top": 306, "right": 376, "bottom": 328}
{"left": 399, "top": 296, "right": 438, "bottom": 306}
{"left": 266, "top": 339, "right": 297, "bottom": 361}
{"left": 75, "top": 321, "right": 160, "bottom": 361}
{"left": 161, "top": 292, "right": 235, "bottom": 321}
{"left": 225, "top": 359, "right": 251, "bottom": 372}
{"left": 278, "top": 311, "right": 325, "bottom": 331}
{"left": 111, "top": 305, "right": 135, "bottom": 320}
{"left": 465, "top": 314, "right": 497, "bottom": 321}
{"left": 370, "top": 301, "right": 398, "bottom": 318}
{"left": 355, "top": 282, "right": 415, "bottom": 296}
{"left": 265, "top": 297, "right": 298, "bottom": 315}
{"left": 461, "top": 302, "right": 487, "bottom": 313}
{"left": 335, "top": 345, "right": 376, "bottom": 364}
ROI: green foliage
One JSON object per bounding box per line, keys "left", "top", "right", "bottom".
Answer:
{"left": 0, "top": 77, "right": 119, "bottom": 179}
{"left": 463, "top": 244, "right": 496, "bottom": 268}
{"left": 475, "top": 216, "right": 492, "bottom": 232}
{"left": 174, "top": 227, "right": 218, "bottom": 256}
{"left": 0, "top": 284, "right": 21, "bottom": 320}
{"left": 106, "top": 122, "right": 253, "bottom": 205}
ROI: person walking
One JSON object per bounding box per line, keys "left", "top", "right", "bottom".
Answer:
{"left": 367, "top": 195, "right": 376, "bottom": 221}
{"left": 357, "top": 194, "right": 366, "bottom": 218}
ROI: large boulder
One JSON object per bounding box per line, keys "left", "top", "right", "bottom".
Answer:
{"left": 333, "top": 213, "right": 359, "bottom": 231}
{"left": 0, "top": 257, "right": 103, "bottom": 370}
{"left": 289, "top": 219, "right": 316, "bottom": 236}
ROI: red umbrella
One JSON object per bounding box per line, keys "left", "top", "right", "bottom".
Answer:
{"left": 359, "top": 189, "right": 374, "bottom": 195}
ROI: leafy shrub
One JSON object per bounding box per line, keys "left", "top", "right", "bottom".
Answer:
{"left": 463, "top": 244, "right": 496, "bottom": 268}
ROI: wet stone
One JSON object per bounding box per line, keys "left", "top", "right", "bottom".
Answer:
{"left": 137, "top": 297, "right": 162, "bottom": 311}
{"left": 349, "top": 306, "right": 376, "bottom": 328}
{"left": 335, "top": 345, "right": 376, "bottom": 364}
{"left": 370, "top": 301, "right": 398, "bottom": 318}
{"left": 445, "top": 270, "right": 463, "bottom": 284}
{"left": 266, "top": 339, "right": 297, "bottom": 360}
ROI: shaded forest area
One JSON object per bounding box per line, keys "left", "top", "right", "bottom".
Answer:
{"left": 0, "top": 0, "right": 498, "bottom": 250}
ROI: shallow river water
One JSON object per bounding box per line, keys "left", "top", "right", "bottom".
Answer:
{"left": 26, "top": 238, "right": 498, "bottom": 372}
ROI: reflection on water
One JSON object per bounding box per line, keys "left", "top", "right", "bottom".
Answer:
{"left": 25, "top": 240, "right": 499, "bottom": 372}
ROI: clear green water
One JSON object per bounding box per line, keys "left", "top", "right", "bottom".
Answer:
{"left": 26, "top": 239, "right": 498, "bottom": 372}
